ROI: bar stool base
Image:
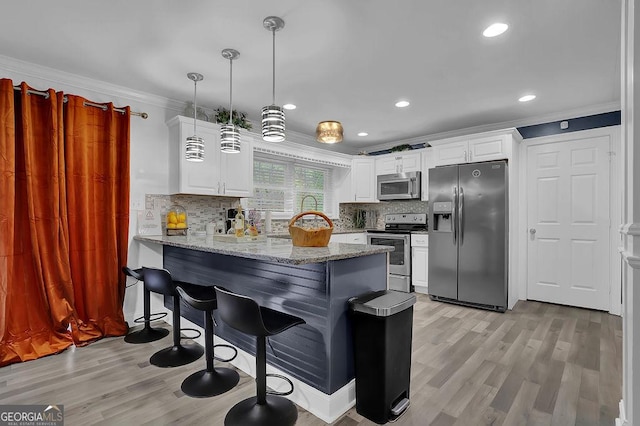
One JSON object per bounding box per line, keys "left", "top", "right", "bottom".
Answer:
{"left": 181, "top": 368, "right": 240, "bottom": 398}
{"left": 224, "top": 395, "right": 298, "bottom": 426}
{"left": 150, "top": 344, "right": 203, "bottom": 368}
{"left": 124, "top": 326, "right": 170, "bottom": 344}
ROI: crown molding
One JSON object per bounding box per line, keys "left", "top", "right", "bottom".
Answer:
{"left": 365, "top": 101, "right": 621, "bottom": 153}
{"left": 0, "top": 54, "right": 184, "bottom": 111}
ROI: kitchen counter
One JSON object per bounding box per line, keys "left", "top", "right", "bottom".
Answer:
{"left": 134, "top": 232, "right": 390, "bottom": 418}
{"left": 134, "top": 234, "right": 392, "bottom": 265}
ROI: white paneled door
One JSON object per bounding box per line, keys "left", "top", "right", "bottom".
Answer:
{"left": 526, "top": 135, "right": 610, "bottom": 310}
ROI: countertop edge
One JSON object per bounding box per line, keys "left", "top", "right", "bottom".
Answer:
{"left": 134, "top": 235, "right": 393, "bottom": 265}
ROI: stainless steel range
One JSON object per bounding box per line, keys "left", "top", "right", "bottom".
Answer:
{"left": 367, "top": 213, "right": 427, "bottom": 292}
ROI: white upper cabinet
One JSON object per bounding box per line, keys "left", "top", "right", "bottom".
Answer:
{"left": 350, "top": 157, "right": 377, "bottom": 202}
{"left": 167, "top": 116, "right": 253, "bottom": 196}
{"left": 375, "top": 152, "right": 422, "bottom": 174}
{"left": 431, "top": 133, "right": 510, "bottom": 167}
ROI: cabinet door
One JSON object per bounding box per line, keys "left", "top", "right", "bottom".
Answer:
{"left": 375, "top": 155, "right": 398, "bottom": 175}
{"left": 346, "top": 233, "right": 367, "bottom": 244}
{"left": 400, "top": 152, "right": 421, "bottom": 172}
{"left": 468, "top": 135, "right": 507, "bottom": 163}
{"left": 220, "top": 133, "right": 254, "bottom": 197}
{"left": 432, "top": 141, "right": 468, "bottom": 166}
{"left": 412, "top": 246, "right": 429, "bottom": 292}
{"left": 171, "top": 118, "right": 221, "bottom": 195}
{"left": 330, "top": 234, "right": 347, "bottom": 243}
{"left": 351, "top": 158, "right": 376, "bottom": 202}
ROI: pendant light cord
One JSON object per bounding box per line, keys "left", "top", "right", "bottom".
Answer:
{"left": 229, "top": 57, "right": 233, "bottom": 124}
{"left": 272, "top": 28, "right": 276, "bottom": 105}
{"left": 192, "top": 79, "right": 197, "bottom": 134}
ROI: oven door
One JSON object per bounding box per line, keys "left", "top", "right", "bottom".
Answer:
{"left": 366, "top": 233, "right": 411, "bottom": 276}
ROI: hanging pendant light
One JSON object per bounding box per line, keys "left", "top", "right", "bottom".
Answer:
{"left": 316, "top": 121, "right": 344, "bottom": 144}
{"left": 185, "top": 72, "right": 205, "bottom": 161}
{"left": 220, "top": 48, "right": 241, "bottom": 153}
{"left": 262, "top": 16, "right": 286, "bottom": 142}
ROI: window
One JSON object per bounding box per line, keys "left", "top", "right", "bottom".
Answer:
{"left": 248, "top": 153, "right": 334, "bottom": 217}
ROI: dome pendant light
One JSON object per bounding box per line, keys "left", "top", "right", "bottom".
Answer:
{"left": 316, "top": 121, "right": 344, "bottom": 144}
{"left": 185, "top": 72, "right": 205, "bottom": 162}
{"left": 261, "top": 16, "right": 286, "bottom": 142}
{"left": 220, "top": 48, "right": 241, "bottom": 153}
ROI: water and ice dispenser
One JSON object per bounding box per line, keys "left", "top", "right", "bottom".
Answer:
{"left": 432, "top": 201, "right": 453, "bottom": 232}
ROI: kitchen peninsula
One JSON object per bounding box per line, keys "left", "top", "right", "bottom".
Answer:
{"left": 133, "top": 234, "right": 393, "bottom": 422}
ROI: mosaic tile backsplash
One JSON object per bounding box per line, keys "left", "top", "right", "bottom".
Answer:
{"left": 143, "top": 194, "right": 428, "bottom": 234}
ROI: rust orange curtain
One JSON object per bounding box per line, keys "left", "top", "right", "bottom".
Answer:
{"left": 0, "top": 79, "right": 130, "bottom": 366}
{"left": 64, "top": 95, "right": 129, "bottom": 344}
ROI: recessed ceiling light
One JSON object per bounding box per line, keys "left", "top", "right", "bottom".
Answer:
{"left": 483, "top": 23, "right": 509, "bottom": 38}
{"left": 283, "top": 103, "right": 296, "bottom": 110}
{"left": 518, "top": 94, "right": 536, "bottom": 102}
{"left": 357, "top": 132, "right": 368, "bottom": 137}
{"left": 395, "top": 100, "right": 410, "bottom": 108}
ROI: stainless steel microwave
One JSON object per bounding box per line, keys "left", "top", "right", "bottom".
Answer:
{"left": 377, "top": 171, "right": 421, "bottom": 200}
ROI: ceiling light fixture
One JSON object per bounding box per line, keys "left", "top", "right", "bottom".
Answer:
{"left": 283, "top": 103, "right": 297, "bottom": 110}
{"left": 357, "top": 132, "right": 368, "bottom": 137}
{"left": 220, "top": 48, "right": 241, "bottom": 153}
{"left": 519, "top": 94, "right": 536, "bottom": 102}
{"left": 262, "top": 16, "right": 286, "bottom": 142}
{"left": 483, "top": 23, "right": 509, "bottom": 38}
{"left": 395, "top": 100, "right": 410, "bottom": 108}
{"left": 316, "top": 121, "right": 344, "bottom": 144}
{"left": 185, "top": 72, "right": 205, "bottom": 162}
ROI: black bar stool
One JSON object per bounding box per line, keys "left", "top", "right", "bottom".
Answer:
{"left": 122, "top": 267, "right": 170, "bottom": 344}
{"left": 142, "top": 267, "right": 204, "bottom": 368}
{"left": 214, "top": 286, "right": 305, "bottom": 426}
{"left": 175, "top": 285, "right": 240, "bottom": 398}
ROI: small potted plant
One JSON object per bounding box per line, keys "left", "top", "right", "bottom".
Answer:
{"left": 212, "top": 107, "right": 252, "bottom": 130}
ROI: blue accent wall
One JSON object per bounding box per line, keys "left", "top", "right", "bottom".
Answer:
{"left": 516, "top": 111, "right": 621, "bottom": 139}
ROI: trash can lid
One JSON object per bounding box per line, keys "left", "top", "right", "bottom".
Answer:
{"left": 349, "top": 290, "right": 416, "bottom": 317}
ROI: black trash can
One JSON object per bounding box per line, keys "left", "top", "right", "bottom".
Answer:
{"left": 349, "top": 290, "right": 416, "bottom": 424}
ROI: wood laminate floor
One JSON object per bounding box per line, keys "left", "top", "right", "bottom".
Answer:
{"left": 0, "top": 295, "right": 622, "bottom": 425}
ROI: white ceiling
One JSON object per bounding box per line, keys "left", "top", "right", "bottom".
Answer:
{"left": 1, "top": 1, "right": 621, "bottom": 154}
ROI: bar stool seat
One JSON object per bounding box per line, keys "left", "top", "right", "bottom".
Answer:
{"left": 143, "top": 267, "right": 204, "bottom": 368}
{"left": 214, "top": 286, "right": 305, "bottom": 426}
{"left": 122, "top": 267, "right": 170, "bottom": 344}
{"left": 175, "top": 285, "right": 239, "bottom": 398}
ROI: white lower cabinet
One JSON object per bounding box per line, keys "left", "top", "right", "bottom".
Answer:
{"left": 411, "top": 234, "right": 429, "bottom": 294}
{"left": 330, "top": 232, "right": 367, "bottom": 244}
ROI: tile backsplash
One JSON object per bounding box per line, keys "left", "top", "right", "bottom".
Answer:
{"left": 142, "top": 194, "right": 428, "bottom": 234}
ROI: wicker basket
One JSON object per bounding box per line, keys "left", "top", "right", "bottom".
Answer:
{"left": 288, "top": 211, "right": 334, "bottom": 247}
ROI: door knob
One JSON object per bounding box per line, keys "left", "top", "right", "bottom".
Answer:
{"left": 529, "top": 228, "right": 536, "bottom": 235}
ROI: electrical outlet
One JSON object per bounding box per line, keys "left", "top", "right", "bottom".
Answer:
{"left": 560, "top": 121, "right": 569, "bottom": 130}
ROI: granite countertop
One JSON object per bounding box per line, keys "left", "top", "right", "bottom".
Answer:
{"left": 134, "top": 234, "right": 393, "bottom": 265}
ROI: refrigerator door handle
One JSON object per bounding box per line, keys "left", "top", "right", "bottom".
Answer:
{"left": 459, "top": 187, "right": 464, "bottom": 245}
{"left": 453, "top": 186, "right": 458, "bottom": 244}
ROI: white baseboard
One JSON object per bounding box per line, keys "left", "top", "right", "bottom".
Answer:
{"left": 174, "top": 316, "right": 355, "bottom": 423}
{"left": 616, "top": 399, "right": 628, "bottom": 426}
{"left": 413, "top": 285, "right": 429, "bottom": 295}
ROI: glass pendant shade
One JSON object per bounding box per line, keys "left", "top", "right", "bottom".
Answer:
{"left": 316, "top": 121, "right": 344, "bottom": 144}
{"left": 262, "top": 105, "right": 285, "bottom": 142}
{"left": 185, "top": 135, "right": 205, "bottom": 161}
{"left": 220, "top": 124, "right": 240, "bottom": 153}
{"left": 186, "top": 72, "right": 204, "bottom": 161}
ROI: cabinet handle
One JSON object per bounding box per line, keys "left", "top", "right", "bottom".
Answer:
{"left": 217, "top": 182, "right": 220, "bottom": 194}
{"left": 469, "top": 151, "right": 472, "bottom": 162}
{"left": 223, "top": 182, "right": 226, "bottom": 194}
{"left": 464, "top": 150, "right": 467, "bottom": 162}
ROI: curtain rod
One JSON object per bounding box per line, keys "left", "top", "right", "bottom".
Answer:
{"left": 12, "top": 86, "right": 148, "bottom": 119}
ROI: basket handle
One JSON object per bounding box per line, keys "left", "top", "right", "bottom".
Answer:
{"left": 289, "top": 211, "right": 334, "bottom": 228}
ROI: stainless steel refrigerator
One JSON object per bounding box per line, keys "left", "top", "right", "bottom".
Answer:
{"left": 428, "top": 160, "right": 508, "bottom": 312}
